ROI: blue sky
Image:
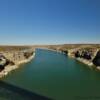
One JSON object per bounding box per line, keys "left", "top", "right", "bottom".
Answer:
{"left": 0, "top": 0, "right": 99, "bottom": 45}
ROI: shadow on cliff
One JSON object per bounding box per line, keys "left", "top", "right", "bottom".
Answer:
{"left": 0, "top": 80, "right": 52, "bottom": 100}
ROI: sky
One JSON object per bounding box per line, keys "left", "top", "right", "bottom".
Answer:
{"left": 0, "top": 0, "right": 100, "bottom": 45}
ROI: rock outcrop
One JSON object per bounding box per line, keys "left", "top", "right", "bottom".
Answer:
{"left": 75, "top": 51, "right": 81, "bottom": 58}
{"left": 75, "top": 50, "right": 92, "bottom": 60}
{"left": 0, "top": 55, "right": 15, "bottom": 72}
{"left": 62, "top": 50, "right": 68, "bottom": 55}
{"left": 24, "top": 51, "right": 34, "bottom": 59}
{"left": 93, "top": 50, "right": 100, "bottom": 66}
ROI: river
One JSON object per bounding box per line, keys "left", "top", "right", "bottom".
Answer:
{"left": 1, "top": 49, "right": 100, "bottom": 100}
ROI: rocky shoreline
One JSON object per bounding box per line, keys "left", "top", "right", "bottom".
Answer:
{"left": 75, "top": 58, "right": 93, "bottom": 68}
{"left": 0, "top": 44, "right": 100, "bottom": 77}
{"left": 67, "top": 49, "right": 100, "bottom": 71}
{"left": 0, "top": 53, "right": 35, "bottom": 78}
{"left": 45, "top": 44, "right": 100, "bottom": 71}
{"left": 75, "top": 58, "right": 100, "bottom": 71}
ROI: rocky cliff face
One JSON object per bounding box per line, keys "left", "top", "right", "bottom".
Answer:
{"left": 74, "top": 50, "right": 92, "bottom": 60}
{"left": 75, "top": 51, "right": 81, "bottom": 58}
{"left": 0, "top": 54, "right": 15, "bottom": 72}
{"left": 93, "top": 50, "right": 100, "bottom": 66}
{"left": 74, "top": 49, "right": 100, "bottom": 67}
{"left": 61, "top": 50, "right": 68, "bottom": 55}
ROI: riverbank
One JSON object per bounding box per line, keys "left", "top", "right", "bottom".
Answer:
{"left": 0, "top": 53, "right": 35, "bottom": 78}
{"left": 2, "top": 48, "right": 100, "bottom": 100}
{"left": 76, "top": 58, "right": 93, "bottom": 67}
{"left": 67, "top": 49, "right": 100, "bottom": 71}
{"left": 70, "top": 56, "right": 100, "bottom": 71}
{"left": 39, "top": 47, "right": 100, "bottom": 71}
{"left": 67, "top": 54, "right": 94, "bottom": 69}
{"left": 41, "top": 47, "right": 100, "bottom": 71}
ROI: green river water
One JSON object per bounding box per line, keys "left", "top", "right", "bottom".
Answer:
{"left": 1, "top": 49, "right": 100, "bottom": 100}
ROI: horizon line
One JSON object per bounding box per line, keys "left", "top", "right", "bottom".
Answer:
{"left": 0, "top": 43, "right": 100, "bottom": 46}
